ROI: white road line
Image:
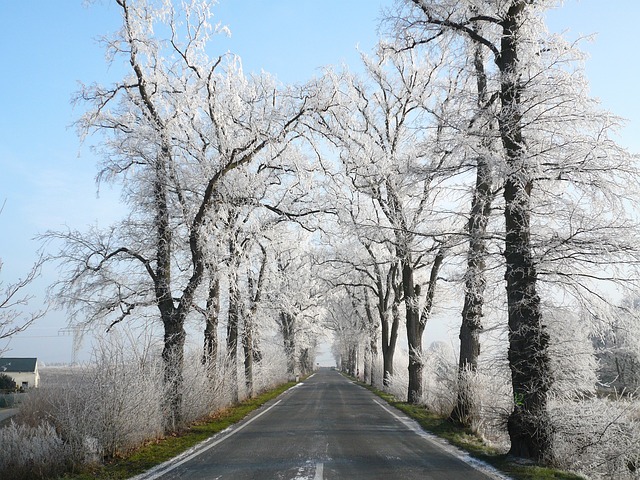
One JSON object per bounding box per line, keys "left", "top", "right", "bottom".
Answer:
{"left": 135, "top": 382, "right": 309, "bottom": 479}
{"left": 133, "top": 398, "right": 286, "bottom": 480}
{"left": 314, "top": 462, "right": 324, "bottom": 480}
{"left": 372, "top": 400, "right": 510, "bottom": 480}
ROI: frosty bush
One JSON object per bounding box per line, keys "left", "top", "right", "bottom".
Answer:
{"left": 546, "top": 306, "right": 598, "bottom": 399}
{"left": 182, "top": 351, "right": 230, "bottom": 424}
{"left": 0, "top": 421, "right": 72, "bottom": 480}
{"left": 386, "top": 350, "right": 409, "bottom": 401}
{"left": 87, "top": 341, "right": 164, "bottom": 457}
{"left": 473, "top": 366, "right": 512, "bottom": 447}
{"left": 16, "top": 332, "right": 164, "bottom": 461}
{"left": 252, "top": 339, "right": 288, "bottom": 394}
{"left": 421, "top": 341, "right": 457, "bottom": 416}
{"left": 551, "top": 396, "right": 640, "bottom": 480}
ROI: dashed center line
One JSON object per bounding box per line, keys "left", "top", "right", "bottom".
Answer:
{"left": 314, "top": 462, "right": 324, "bottom": 480}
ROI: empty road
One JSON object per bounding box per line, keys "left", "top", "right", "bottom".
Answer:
{"left": 136, "top": 368, "right": 501, "bottom": 480}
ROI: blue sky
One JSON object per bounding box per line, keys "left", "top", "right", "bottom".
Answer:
{"left": 1, "top": 0, "right": 638, "bottom": 363}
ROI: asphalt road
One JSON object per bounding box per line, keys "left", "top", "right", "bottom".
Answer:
{"left": 136, "top": 368, "right": 501, "bottom": 480}
{"left": 0, "top": 408, "right": 19, "bottom": 426}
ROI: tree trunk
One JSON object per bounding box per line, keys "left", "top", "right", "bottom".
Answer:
{"left": 243, "top": 244, "right": 266, "bottom": 397}
{"left": 243, "top": 314, "right": 254, "bottom": 397}
{"left": 363, "top": 289, "right": 379, "bottom": 386}
{"left": 153, "top": 150, "right": 188, "bottom": 431}
{"left": 363, "top": 344, "right": 371, "bottom": 384}
{"left": 450, "top": 33, "right": 494, "bottom": 428}
{"left": 227, "top": 264, "right": 240, "bottom": 403}
{"left": 363, "top": 246, "right": 398, "bottom": 388}
{"left": 497, "top": 1, "right": 552, "bottom": 461}
{"left": 348, "top": 344, "right": 358, "bottom": 378}
{"left": 280, "top": 311, "right": 296, "bottom": 380}
{"left": 299, "top": 347, "right": 313, "bottom": 376}
{"left": 369, "top": 329, "right": 378, "bottom": 386}
{"left": 382, "top": 302, "right": 400, "bottom": 387}
{"left": 370, "top": 340, "right": 377, "bottom": 386}
{"left": 404, "top": 260, "right": 423, "bottom": 404}
{"left": 202, "top": 275, "right": 220, "bottom": 371}
{"left": 161, "top": 312, "right": 186, "bottom": 431}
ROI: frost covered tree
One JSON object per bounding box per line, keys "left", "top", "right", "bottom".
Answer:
{"left": 315, "top": 46, "right": 460, "bottom": 403}
{"left": 46, "top": 0, "right": 313, "bottom": 430}
{"left": 391, "top": 0, "right": 640, "bottom": 461}
{"left": 391, "top": 0, "right": 554, "bottom": 456}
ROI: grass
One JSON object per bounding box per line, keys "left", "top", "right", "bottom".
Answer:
{"left": 355, "top": 380, "right": 585, "bottom": 480}
{"left": 60, "top": 381, "right": 297, "bottom": 480}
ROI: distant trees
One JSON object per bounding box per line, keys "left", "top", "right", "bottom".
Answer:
{"left": 316, "top": 192, "right": 401, "bottom": 386}
{"left": 314, "top": 46, "right": 459, "bottom": 403}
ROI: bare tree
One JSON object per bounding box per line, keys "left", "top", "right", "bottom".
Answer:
{"left": 392, "top": 0, "right": 640, "bottom": 461}
{"left": 0, "top": 254, "right": 46, "bottom": 354}
{"left": 47, "top": 0, "right": 313, "bottom": 430}
{"left": 315, "top": 46, "right": 459, "bottom": 403}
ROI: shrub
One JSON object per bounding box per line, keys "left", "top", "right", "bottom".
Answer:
{"left": 551, "top": 396, "right": 640, "bottom": 479}
{"left": 0, "top": 421, "right": 72, "bottom": 480}
{"left": 17, "top": 332, "right": 164, "bottom": 462}
{"left": 0, "top": 373, "right": 16, "bottom": 392}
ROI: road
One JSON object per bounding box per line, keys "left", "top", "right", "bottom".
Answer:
{"left": 0, "top": 408, "right": 18, "bottom": 426}
{"left": 136, "top": 368, "right": 502, "bottom": 480}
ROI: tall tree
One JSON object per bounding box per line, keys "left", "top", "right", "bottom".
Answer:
{"left": 394, "top": 0, "right": 640, "bottom": 460}
{"left": 392, "top": 0, "right": 556, "bottom": 457}
{"left": 449, "top": 16, "right": 499, "bottom": 428}
{"left": 48, "top": 0, "right": 311, "bottom": 430}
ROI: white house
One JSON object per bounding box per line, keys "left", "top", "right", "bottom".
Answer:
{"left": 0, "top": 358, "right": 39, "bottom": 389}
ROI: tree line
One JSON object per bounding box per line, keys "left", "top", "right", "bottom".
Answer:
{"left": 32, "top": 0, "right": 640, "bottom": 473}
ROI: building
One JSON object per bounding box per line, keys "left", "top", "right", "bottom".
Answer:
{"left": 0, "top": 358, "right": 39, "bottom": 389}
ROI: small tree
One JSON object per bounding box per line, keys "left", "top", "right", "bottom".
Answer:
{"left": 0, "top": 373, "right": 17, "bottom": 392}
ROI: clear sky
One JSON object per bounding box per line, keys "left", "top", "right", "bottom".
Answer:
{"left": 1, "top": 0, "right": 638, "bottom": 363}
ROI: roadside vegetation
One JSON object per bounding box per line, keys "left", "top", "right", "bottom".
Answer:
{"left": 0, "top": 359, "right": 298, "bottom": 480}
{"left": 59, "top": 381, "right": 296, "bottom": 480}
{"left": 357, "top": 378, "right": 584, "bottom": 480}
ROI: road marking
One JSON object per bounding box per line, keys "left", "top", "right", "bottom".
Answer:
{"left": 314, "top": 462, "right": 324, "bottom": 480}
{"left": 133, "top": 399, "right": 285, "bottom": 480}
{"left": 372, "top": 400, "right": 509, "bottom": 480}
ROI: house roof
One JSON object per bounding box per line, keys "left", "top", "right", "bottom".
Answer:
{"left": 0, "top": 358, "right": 38, "bottom": 373}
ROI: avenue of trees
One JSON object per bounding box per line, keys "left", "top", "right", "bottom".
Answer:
{"left": 3, "top": 1, "right": 640, "bottom": 479}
